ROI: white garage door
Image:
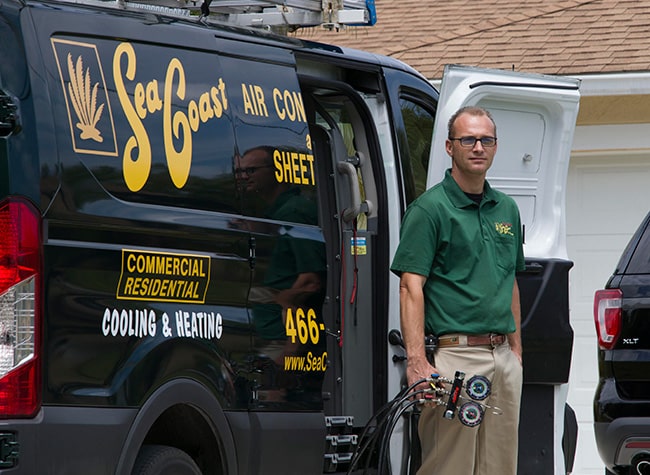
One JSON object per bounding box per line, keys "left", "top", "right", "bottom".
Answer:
{"left": 566, "top": 152, "right": 650, "bottom": 474}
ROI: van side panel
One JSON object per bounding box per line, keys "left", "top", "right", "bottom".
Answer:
{"left": 42, "top": 27, "right": 251, "bottom": 410}
{"left": 21, "top": 3, "right": 330, "bottom": 473}
{"left": 22, "top": 4, "right": 256, "bottom": 473}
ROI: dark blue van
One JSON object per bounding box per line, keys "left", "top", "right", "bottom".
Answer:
{"left": 0, "top": 1, "right": 579, "bottom": 473}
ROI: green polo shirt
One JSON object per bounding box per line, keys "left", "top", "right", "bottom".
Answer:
{"left": 390, "top": 169, "right": 525, "bottom": 336}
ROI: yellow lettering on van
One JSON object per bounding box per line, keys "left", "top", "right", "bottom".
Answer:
{"left": 188, "top": 101, "right": 200, "bottom": 132}
{"left": 134, "top": 83, "right": 147, "bottom": 119}
{"left": 198, "top": 92, "right": 214, "bottom": 123}
{"left": 272, "top": 88, "right": 306, "bottom": 123}
{"left": 215, "top": 78, "right": 228, "bottom": 117}
{"left": 241, "top": 83, "right": 268, "bottom": 117}
{"left": 126, "top": 253, "right": 136, "bottom": 273}
{"left": 242, "top": 85, "right": 253, "bottom": 115}
{"left": 273, "top": 149, "right": 315, "bottom": 186}
{"left": 113, "top": 43, "right": 229, "bottom": 192}
{"left": 210, "top": 80, "right": 227, "bottom": 118}
{"left": 254, "top": 85, "right": 268, "bottom": 117}
{"left": 146, "top": 80, "right": 163, "bottom": 113}
{"left": 291, "top": 152, "right": 300, "bottom": 183}
{"left": 114, "top": 42, "right": 152, "bottom": 192}
{"left": 134, "top": 81, "right": 163, "bottom": 119}
{"left": 163, "top": 58, "right": 192, "bottom": 189}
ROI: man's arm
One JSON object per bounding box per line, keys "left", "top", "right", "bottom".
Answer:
{"left": 399, "top": 271, "right": 438, "bottom": 390}
{"left": 508, "top": 278, "right": 523, "bottom": 365}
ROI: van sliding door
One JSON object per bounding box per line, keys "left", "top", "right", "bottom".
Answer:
{"left": 300, "top": 74, "right": 389, "bottom": 429}
{"left": 218, "top": 45, "right": 328, "bottom": 474}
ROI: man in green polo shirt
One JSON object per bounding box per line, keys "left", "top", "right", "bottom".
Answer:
{"left": 390, "top": 106, "right": 524, "bottom": 475}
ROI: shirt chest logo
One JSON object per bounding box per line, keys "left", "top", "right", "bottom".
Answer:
{"left": 494, "top": 221, "right": 514, "bottom": 236}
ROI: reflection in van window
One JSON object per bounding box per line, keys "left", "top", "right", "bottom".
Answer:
{"left": 237, "top": 145, "right": 327, "bottom": 405}
{"left": 236, "top": 145, "right": 318, "bottom": 225}
{"left": 399, "top": 97, "right": 435, "bottom": 203}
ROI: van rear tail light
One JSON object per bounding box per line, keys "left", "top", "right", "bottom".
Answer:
{"left": 0, "top": 198, "right": 41, "bottom": 418}
{"left": 594, "top": 289, "right": 623, "bottom": 350}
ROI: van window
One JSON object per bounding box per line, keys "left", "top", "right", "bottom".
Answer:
{"left": 398, "top": 94, "right": 435, "bottom": 204}
{"left": 50, "top": 37, "right": 239, "bottom": 213}
{"left": 309, "top": 89, "right": 378, "bottom": 231}
{"left": 220, "top": 55, "right": 319, "bottom": 224}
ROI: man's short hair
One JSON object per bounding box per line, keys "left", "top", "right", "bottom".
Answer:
{"left": 447, "top": 106, "right": 497, "bottom": 138}
{"left": 241, "top": 145, "right": 275, "bottom": 164}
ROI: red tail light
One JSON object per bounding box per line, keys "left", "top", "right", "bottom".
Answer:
{"left": 594, "top": 289, "right": 623, "bottom": 350}
{"left": 0, "top": 198, "right": 41, "bottom": 418}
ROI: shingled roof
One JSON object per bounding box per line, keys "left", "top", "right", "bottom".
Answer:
{"left": 295, "top": 0, "right": 650, "bottom": 79}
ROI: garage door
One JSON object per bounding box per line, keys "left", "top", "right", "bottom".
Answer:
{"left": 566, "top": 152, "right": 650, "bottom": 474}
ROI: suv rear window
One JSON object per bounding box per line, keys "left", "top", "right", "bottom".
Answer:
{"left": 626, "top": 218, "right": 650, "bottom": 274}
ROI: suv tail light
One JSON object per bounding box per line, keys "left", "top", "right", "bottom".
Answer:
{"left": 594, "top": 289, "right": 623, "bottom": 350}
{"left": 0, "top": 198, "right": 41, "bottom": 418}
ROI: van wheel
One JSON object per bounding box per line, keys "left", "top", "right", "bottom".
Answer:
{"left": 132, "top": 444, "right": 202, "bottom": 475}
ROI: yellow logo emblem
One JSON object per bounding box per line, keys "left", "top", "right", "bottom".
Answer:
{"left": 51, "top": 39, "right": 118, "bottom": 156}
{"left": 66, "top": 53, "right": 105, "bottom": 143}
{"left": 495, "top": 221, "right": 514, "bottom": 236}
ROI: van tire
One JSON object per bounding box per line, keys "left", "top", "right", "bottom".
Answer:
{"left": 132, "top": 444, "right": 202, "bottom": 475}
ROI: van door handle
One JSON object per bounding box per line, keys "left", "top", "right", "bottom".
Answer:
{"left": 248, "top": 236, "right": 256, "bottom": 270}
{"left": 336, "top": 161, "right": 374, "bottom": 223}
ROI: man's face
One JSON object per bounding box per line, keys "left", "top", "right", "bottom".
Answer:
{"left": 445, "top": 113, "right": 497, "bottom": 178}
{"left": 236, "top": 149, "right": 276, "bottom": 193}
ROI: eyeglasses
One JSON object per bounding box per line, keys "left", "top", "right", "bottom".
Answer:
{"left": 234, "top": 165, "right": 273, "bottom": 175}
{"left": 449, "top": 136, "right": 497, "bottom": 148}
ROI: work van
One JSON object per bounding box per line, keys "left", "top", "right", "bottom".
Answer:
{"left": 0, "top": 1, "right": 580, "bottom": 473}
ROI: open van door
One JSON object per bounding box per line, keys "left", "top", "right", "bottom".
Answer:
{"left": 430, "top": 65, "right": 581, "bottom": 474}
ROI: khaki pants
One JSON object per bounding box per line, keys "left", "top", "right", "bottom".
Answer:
{"left": 417, "top": 342, "right": 523, "bottom": 475}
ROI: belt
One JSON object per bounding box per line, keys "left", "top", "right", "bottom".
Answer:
{"left": 437, "top": 333, "right": 506, "bottom": 348}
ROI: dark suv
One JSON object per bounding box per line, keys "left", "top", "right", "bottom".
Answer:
{"left": 594, "top": 210, "right": 650, "bottom": 475}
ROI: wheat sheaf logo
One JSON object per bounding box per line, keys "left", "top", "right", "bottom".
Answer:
{"left": 66, "top": 53, "right": 105, "bottom": 143}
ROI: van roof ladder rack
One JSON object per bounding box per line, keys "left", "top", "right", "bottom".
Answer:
{"left": 201, "top": 0, "right": 376, "bottom": 29}
{"left": 53, "top": 0, "right": 377, "bottom": 32}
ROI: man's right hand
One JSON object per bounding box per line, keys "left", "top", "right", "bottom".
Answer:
{"left": 406, "top": 356, "right": 441, "bottom": 398}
